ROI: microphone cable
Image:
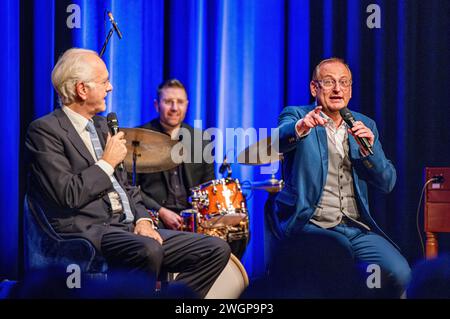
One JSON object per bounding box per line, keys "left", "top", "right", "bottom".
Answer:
{"left": 416, "top": 177, "right": 443, "bottom": 258}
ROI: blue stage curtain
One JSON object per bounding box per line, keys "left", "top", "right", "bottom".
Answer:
{"left": 0, "top": 0, "right": 20, "bottom": 279}
{"left": 1, "top": 0, "right": 449, "bottom": 282}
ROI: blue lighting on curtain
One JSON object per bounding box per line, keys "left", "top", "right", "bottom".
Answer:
{"left": 346, "top": 0, "right": 360, "bottom": 111}
{"left": 286, "top": 0, "right": 310, "bottom": 104}
{"left": 106, "top": 0, "right": 162, "bottom": 126}
{"left": 72, "top": 0, "right": 106, "bottom": 51}
{"left": 188, "top": 0, "right": 207, "bottom": 122}
{"left": 323, "top": 0, "right": 333, "bottom": 57}
{"left": 211, "top": 0, "right": 287, "bottom": 276}
{"left": 33, "top": 0, "right": 55, "bottom": 117}
{"left": 374, "top": 0, "right": 384, "bottom": 131}
{"left": 138, "top": 0, "right": 165, "bottom": 123}
{"left": 395, "top": 0, "right": 407, "bottom": 230}
{"left": 1, "top": 0, "right": 19, "bottom": 278}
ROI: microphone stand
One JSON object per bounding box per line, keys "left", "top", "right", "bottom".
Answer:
{"left": 99, "top": 28, "right": 114, "bottom": 58}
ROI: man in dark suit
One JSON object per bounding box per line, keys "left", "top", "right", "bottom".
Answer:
{"left": 265, "top": 58, "right": 411, "bottom": 298}
{"left": 25, "top": 48, "right": 230, "bottom": 298}
{"left": 135, "top": 79, "right": 215, "bottom": 230}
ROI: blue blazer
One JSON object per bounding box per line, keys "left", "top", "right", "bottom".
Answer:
{"left": 271, "top": 104, "right": 397, "bottom": 247}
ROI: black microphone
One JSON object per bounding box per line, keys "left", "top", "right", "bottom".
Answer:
{"left": 106, "top": 112, "right": 124, "bottom": 170}
{"left": 107, "top": 11, "right": 123, "bottom": 39}
{"left": 339, "top": 107, "right": 374, "bottom": 156}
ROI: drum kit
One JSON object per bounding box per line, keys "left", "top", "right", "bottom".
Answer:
{"left": 121, "top": 128, "right": 284, "bottom": 258}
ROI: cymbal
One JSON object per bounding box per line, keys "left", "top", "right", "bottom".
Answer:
{"left": 121, "top": 128, "right": 179, "bottom": 173}
{"left": 237, "top": 137, "right": 282, "bottom": 165}
{"left": 243, "top": 178, "right": 284, "bottom": 193}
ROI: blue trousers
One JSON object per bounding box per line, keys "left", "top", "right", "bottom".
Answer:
{"left": 271, "top": 222, "right": 411, "bottom": 298}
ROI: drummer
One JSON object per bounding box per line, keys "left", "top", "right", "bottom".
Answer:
{"left": 133, "top": 79, "right": 215, "bottom": 230}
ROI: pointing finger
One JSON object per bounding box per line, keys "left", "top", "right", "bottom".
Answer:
{"left": 312, "top": 113, "right": 326, "bottom": 125}
{"left": 314, "top": 106, "right": 322, "bottom": 114}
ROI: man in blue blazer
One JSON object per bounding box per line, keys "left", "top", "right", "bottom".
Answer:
{"left": 268, "top": 58, "right": 410, "bottom": 298}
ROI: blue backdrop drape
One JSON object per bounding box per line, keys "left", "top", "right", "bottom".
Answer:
{"left": 1, "top": 0, "right": 449, "bottom": 281}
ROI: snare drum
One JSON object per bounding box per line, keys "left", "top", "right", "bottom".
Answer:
{"left": 190, "top": 178, "right": 248, "bottom": 227}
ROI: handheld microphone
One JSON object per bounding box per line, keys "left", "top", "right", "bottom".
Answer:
{"left": 339, "top": 107, "right": 374, "bottom": 155}
{"left": 107, "top": 11, "right": 123, "bottom": 39}
{"left": 106, "top": 112, "right": 124, "bottom": 170}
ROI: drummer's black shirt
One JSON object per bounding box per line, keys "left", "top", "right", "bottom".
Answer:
{"left": 164, "top": 164, "right": 189, "bottom": 213}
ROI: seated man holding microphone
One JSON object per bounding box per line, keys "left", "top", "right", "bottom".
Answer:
{"left": 266, "top": 58, "right": 410, "bottom": 298}
{"left": 25, "top": 48, "right": 230, "bottom": 298}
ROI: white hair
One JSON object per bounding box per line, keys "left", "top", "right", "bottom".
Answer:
{"left": 51, "top": 48, "right": 99, "bottom": 105}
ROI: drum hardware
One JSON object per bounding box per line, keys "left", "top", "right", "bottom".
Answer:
{"left": 227, "top": 229, "right": 249, "bottom": 242}
{"left": 243, "top": 174, "right": 284, "bottom": 193}
{"left": 131, "top": 140, "right": 141, "bottom": 185}
{"left": 200, "top": 221, "right": 248, "bottom": 242}
{"left": 202, "top": 214, "right": 232, "bottom": 229}
{"left": 183, "top": 178, "right": 250, "bottom": 244}
{"left": 237, "top": 136, "right": 285, "bottom": 193}
{"left": 179, "top": 210, "right": 249, "bottom": 242}
{"left": 180, "top": 209, "right": 199, "bottom": 233}
{"left": 182, "top": 179, "right": 250, "bottom": 260}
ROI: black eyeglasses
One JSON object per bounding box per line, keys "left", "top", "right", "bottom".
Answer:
{"left": 315, "top": 78, "right": 352, "bottom": 90}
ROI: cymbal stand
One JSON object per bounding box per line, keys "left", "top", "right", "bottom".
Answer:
{"left": 131, "top": 140, "right": 140, "bottom": 186}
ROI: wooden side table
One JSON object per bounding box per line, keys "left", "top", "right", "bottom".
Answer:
{"left": 424, "top": 167, "right": 450, "bottom": 259}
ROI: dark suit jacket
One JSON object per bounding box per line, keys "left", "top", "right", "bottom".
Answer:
{"left": 135, "top": 119, "right": 216, "bottom": 212}
{"left": 25, "top": 108, "right": 149, "bottom": 251}
{"left": 271, "top": 104, "right": 398, "bottom": 247}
